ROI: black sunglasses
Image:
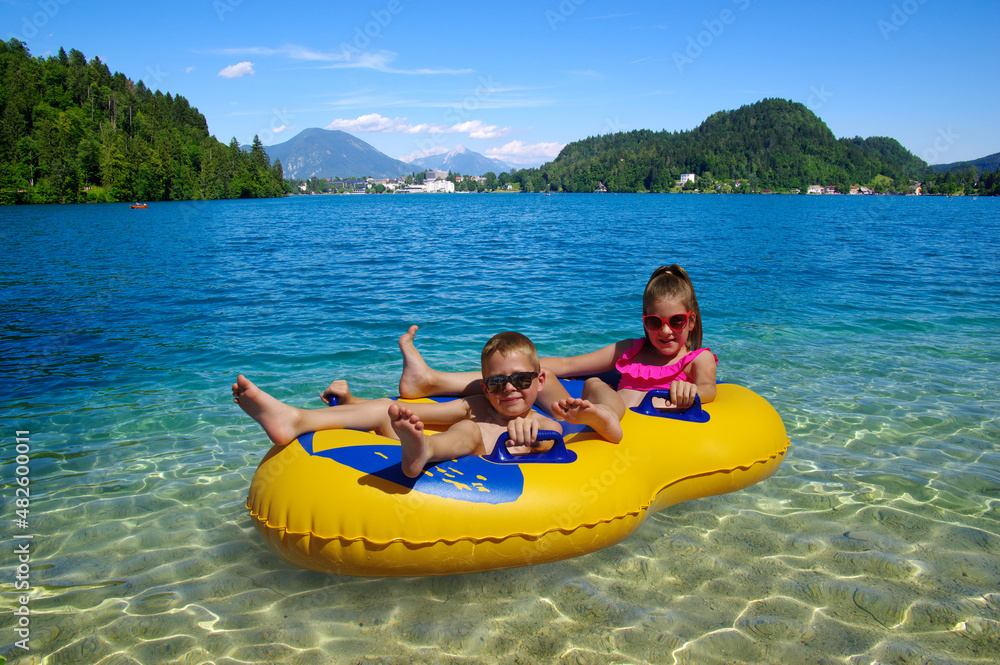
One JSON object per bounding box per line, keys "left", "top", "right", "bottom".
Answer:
{"left": 483, "top": 371, "right": 539, "bottom": 394}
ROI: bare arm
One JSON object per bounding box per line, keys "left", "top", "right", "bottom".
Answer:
{"left": 540, "top": 340, "right": 633, "bottom": 378}
{"left": 666, "top": 351, "right": 717, "bottom": 407}
{"left": 690, "top": 350, "right": 717, "bottom": 404}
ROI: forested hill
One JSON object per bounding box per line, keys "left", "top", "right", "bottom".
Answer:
{"left": 0, "top": 40, "right": 285, "bottom": 204}
{"left": 533, "top": 99, "right": 929, "bottom": 193}
{"left": 932, "top": 151, "right": 1000, "bottom": 174}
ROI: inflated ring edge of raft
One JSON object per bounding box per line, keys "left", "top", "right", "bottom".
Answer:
{"left": 246, "top": 381, "right": 789, "bottom": 577}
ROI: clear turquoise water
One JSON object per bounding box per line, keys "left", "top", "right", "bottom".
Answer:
{"left": 2, "top": 194, "right": 999, "bottom": 664}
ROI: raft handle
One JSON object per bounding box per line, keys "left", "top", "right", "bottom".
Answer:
{"left": 630, "top": 390, "right": 710, "bottom": 423}
{"left": 485, "top": 430, "right": 577, "bottom": 464}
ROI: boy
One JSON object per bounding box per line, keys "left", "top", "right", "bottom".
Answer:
{"left": 233, "top": 332, "right": 562, "bottom": 478}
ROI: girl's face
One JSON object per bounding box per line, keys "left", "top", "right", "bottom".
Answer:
{"left": 644, "top": 298, "right": 695, "bottom": 357}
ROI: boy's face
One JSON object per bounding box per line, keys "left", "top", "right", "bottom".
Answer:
{"left": 480, "top": 351, "right": 544, "bottom": 419}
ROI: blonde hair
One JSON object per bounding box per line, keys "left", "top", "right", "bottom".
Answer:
{"left": 481, "top": 332, "right": 541, "bottom": 373}
{"left": 643, "top": 265, "right": 702, "bottom": 350}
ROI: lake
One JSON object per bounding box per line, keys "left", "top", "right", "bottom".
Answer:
{"left": 2, "top": 193, "right": 999, "bottom": 664}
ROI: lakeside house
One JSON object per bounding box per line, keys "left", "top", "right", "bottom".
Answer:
{"left": 423, "top": 179, "right": 455, "bottom": 193}
{"left": 680, "top": 173, "right": 696, "bottom": 185}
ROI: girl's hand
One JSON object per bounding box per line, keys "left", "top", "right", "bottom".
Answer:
{"left": 320, "top": 380, "right": 355, "bottom": 406}
{"left": 669, "top": 380, "right": 699, "bottom": 409}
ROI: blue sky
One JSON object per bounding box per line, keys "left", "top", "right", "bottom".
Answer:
{"left": 6, "top": 0, "right": 998, "bottom": 167}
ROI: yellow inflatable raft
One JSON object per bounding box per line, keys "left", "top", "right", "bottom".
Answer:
{"left": 246, "top": 382, "right": 788, "bottom": 577}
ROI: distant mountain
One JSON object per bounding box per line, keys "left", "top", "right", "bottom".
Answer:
{"left": 932, "top": 151, "right": 1000, "bottom": 174}
{"left": 408, "top": 145, "right": 512, "bottom": 176}
{"left": 535, "top": 98, "right": 929, "bottom": 192}
{"left": 263, "top": 128, "right": 413, "bottom": 179}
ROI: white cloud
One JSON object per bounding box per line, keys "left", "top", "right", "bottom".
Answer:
{"left": 184, "top": 66, "right": 195, "bottom": 74}
{"left": 272, "top": 125, "right": 291, "bottom": 134}
{"left": 327, "top": 113, "right": 412, "bottom": 133}
{"left": 326, "top": 114, "right": 512, "bottom": 139}
{"left": 486, "top": 140, "right": 565, "bottom": 165}
{"left": 218, "top": 61, "right": 255, "bottom": 78}
{"left": 208, "top": 45, "right": 471, "bottom": 75}
{"left": 321, "top": 49, "right": 472, "bottom": 75}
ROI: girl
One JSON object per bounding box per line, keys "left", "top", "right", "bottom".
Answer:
{"left": 369, "top": 265, "right": 717, "bottom": 434}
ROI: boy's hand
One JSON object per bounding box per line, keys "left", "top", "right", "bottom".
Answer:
{"left": 504, "top": 417, "right": 554, "bottom": 455}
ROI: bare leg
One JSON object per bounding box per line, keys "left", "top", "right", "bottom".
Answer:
{"left": 398, "top": 325, "right": 482, "bottom": 398}
{"left": 233, "top": 375, "right": 395, "bottom": 445}
{"left": 391, "top": 404, "right": 485, "bottom": 477}
{"left": 550, "top": 377, "right": 624, "bottom": 443}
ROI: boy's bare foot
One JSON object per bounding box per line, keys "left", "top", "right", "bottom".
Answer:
{"left": 551, "top": 398, "right": 624, "bottom": 443}
{"left": 398, "top": 325, "right": 434, "bottom": 398}
{"left": 232, "top": 375, "right": 301, "bottom": 446}
{"left": 390, "top": 403, "right": 430, "bottom": 477}
{"left": 320, "top": 379, "right": 361, "bottom": 406}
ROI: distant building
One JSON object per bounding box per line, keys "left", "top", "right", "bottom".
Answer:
{"left": 595, "top": 182, "right": 608, "bottom": 193}
{"left": 402, "top": 180, "right": 455, "bottom": 193}
{"left": 807, "top": 185, "right": 823, "bottom": 194}
{"left": 425, "top": 169, "right": 450, "bottom": 182}
{"left": 823, "top": 186, "right": 837, "bottom": 195}
{"left": 909, "top": 182, "right": 923, "bottom": 195}
{"left": 680, "top": 173, "right": 696, "bottom": 185}
{"left": 329, "top": 179, "right": 366, "bottom": 193}
{"left": 424, "top": 179, "right": 455, "bottom": 193}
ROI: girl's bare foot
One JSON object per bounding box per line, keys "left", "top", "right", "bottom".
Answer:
{"left": 551, "top": 398, "right": 624, "bottom": 443}
{"left": 390, "top": 403, "right": 431, "bottom": 477}
{"left": 398, "top": 325, "right": 435, "bottom": 398}
{"left": 232, "top": 375, "right": 302, "bottom": 446}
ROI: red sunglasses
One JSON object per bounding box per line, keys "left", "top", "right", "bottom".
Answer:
{"left": 643, "top": 311, "right": 693, "bottom": 332}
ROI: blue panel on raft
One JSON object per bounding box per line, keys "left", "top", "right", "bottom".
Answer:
{"left": 302, "top": 434, "right": 525, "bottom": 505}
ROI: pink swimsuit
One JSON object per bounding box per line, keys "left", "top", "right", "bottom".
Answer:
{"left": 614, "top": 339, "right": 716, "bottom": 391}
